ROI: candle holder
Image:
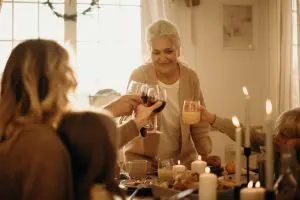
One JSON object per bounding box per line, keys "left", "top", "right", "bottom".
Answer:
{"left": 234, "top": 185, "right": 242, "bottom": 200}
{"left": 243, "top": 147, "right": 252, "bottom": 183}
{"left": 264, "top": 189, "right": 275, "bottom": 200}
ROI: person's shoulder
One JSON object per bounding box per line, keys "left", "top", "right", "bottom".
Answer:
{"left": 18, "top": 123, "right": 68, "bottom": 158}
{"left": 179, "top": 62, "right": 199, "bottom": 80}
{"left": 132, "top": 62, "right": 151, "bottom": 74}
{"left": 129, "top": 62, "right": 152, "bottom": 82}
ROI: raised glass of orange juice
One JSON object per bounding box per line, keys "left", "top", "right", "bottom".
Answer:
{"left": 182, "top": 100, "right": 201, "bottom": 124}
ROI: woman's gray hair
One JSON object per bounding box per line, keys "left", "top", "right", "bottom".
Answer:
{"left": 146, "top": 19, "right": 181, "bottom": 50}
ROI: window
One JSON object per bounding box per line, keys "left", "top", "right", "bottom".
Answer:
{"left": 0, "top": 0, "right": 141, "bottom": 95}
{"left": 76, "top": 0, "right": 141, "bottom": 94}
{"left": 0, "top": 0, "right": 64, "bottom": 72}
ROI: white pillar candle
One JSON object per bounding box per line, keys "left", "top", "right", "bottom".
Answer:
{"left": 199, "top": 167, "right": 217, "bottom": 200}
{"left": 240, "top": 181, "right": 266, "bottom": 200}
{"left": 191, "top": 155, "right": 207, "bottom": 175}
{"left": 265, "top": 99, "right": 274, "bottom": 190}
{"left": 242, "top": 86, "right": 251, "bottom": 147}
{"left": 232, "top": 116, "right": 242, "bottom": 185}
{"left": 172, "top": 160, "right": 186, "bottom": 178}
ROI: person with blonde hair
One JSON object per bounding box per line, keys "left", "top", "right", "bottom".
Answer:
{"left": 124, "top": 19, "right": 214, "bottom": 170}
{"left": 0, "top": 39, "right": 76, "bottom": 200}
{"left": 0, "top": 38, "right": 162, "bottom": 199}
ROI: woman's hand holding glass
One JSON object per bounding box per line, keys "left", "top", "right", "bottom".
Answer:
{"left": 134, "top": 101, "right": 162, "bottom": 130}
{"left": 119, "top": 81, "right": 146, "bottom": 124}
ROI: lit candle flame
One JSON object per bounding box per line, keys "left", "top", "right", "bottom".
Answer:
{"left": 255, "top": 181, "right": 261, "bottom": 188}
{"left": 198, "top": 155, "right": 201, "bottom": 161}
{"left": 232, "top": 116, "right": 240, "bottom": 127}
{"left": 178, "top": 160, "right": 180, "bottom": 165}
{"left": 205, "top": 167, "right": 210, "bottom": 174}
{"left": 242, "top": 86, "right": 249, "bottom": 96}
{"left": 266, "top": 99, "right": 272, "bottom": 115}
{"left": 247, "top": 181, "right": 254, "bottom": 188}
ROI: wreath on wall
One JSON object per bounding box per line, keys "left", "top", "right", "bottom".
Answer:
{"left": 42, "top": 0, "right": 99, "bottom": 21}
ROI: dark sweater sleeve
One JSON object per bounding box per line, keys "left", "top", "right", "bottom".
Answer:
{"left": 21, "top": 131, "right": 73, "bottom": 200}
{"left": 117, "top": 120, "right": 139, "bottom": 148}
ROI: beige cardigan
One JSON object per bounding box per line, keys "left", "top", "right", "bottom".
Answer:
{"left": 123, "top": 62, "right": 211, "bottom": 168}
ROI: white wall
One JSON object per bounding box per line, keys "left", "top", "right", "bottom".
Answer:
{"left": 174, "top": 0, "right": 270, "bottom": 125}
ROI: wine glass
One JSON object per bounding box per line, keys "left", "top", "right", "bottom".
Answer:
{"left": 145, "top": 85, "right": 167, "bottom": 133}
{"left": 126, "top": 80, "right": 145, "bottom": 95}
{"left": 182, "top": 100, "right": 201, "bottom": 124}
{"left": 119, "top": 80, "right": 146, "bottom": 124}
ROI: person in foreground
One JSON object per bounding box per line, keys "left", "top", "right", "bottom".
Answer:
{"left": 0, "top": 39, "right": 76, "bottom": 200}
{"left": 124, "top": 19, "right": 213, "bottom": 170}
{"left": 57, "top": 111, "right": 125, "bottom": 200}
{"left": 0, "top": 39, "right": 161, "bottom": 200}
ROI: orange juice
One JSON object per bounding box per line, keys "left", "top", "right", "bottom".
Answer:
{"left": 182, "top": 111, "right": 201, "bottom": 124}
{"left": 158, "top": 168, "right": 173, "bottom": 181}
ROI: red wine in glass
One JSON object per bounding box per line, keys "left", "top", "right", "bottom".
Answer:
{"left": 141, "top": 92, "right": 148, "bottom": 104}
{"left": 147, "top": 98, "right": 166, "bottom": 113}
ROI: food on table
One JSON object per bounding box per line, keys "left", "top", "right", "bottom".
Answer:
{"left": 119, "top": 172, "right": 130, "bottom": 180}
{"left": 218, "top": 178, "right": 236, "bottom": 189}
{"left": 225, "top": 161, "right": 236, "bottom": 174}
{"left": 173, "top": 172, "right": 198, "bottom": 191}
{"left": 121, "top": 177, "right": 153, "bottom": 188}
{"left": 209, "top": 165, "right": 224, "bottom": 176}
{"left": 206, "top": 155, "right": 221, "bottom": 167}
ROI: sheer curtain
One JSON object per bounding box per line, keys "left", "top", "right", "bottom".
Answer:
{"left": 278, "top": 0, "right": 293, "bottom": 112}
{"left": 292, "top": 0, "right": 300, "bottom": 108}
{"left": 269, "top": 0, "right": 295, "bottom": 115}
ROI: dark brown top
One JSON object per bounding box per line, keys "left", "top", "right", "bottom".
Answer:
{"left": 0, "top": 123, "right": 73, "bottom": 200}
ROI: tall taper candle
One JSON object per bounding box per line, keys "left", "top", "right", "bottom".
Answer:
{"left": 265, "top": 99, "right": 274, "bottom": 190}
{"left": 242, "top": 86, "right": 251, "bottom": 147}
{"left": 232, "top": 116, "right": 242, "bottom": 185}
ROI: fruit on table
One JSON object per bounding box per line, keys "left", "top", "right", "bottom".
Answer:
{"left": 225, "top": 161, "right": 236, "bottom": 174}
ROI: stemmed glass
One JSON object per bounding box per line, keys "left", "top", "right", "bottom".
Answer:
{"left": 119, "top": 80, "right": 146, "bottom": 124}
{"left": 144, "top": 85, "right": 167, "bottom": 133}
{"left": 127, "top": 80, "right": 145, "bottom": 96}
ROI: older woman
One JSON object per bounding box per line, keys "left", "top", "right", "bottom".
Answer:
{"left": 124, "top": 20, "right": 212, "bottom": 169}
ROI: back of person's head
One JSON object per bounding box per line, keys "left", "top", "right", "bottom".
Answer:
{"left": 0, "top": 39, "right": 77, "bottom": 138}
{"left": 146, "top": 19, "right": 181, "bottom": 50}
{"left": 57, "top": 111, "right": 124, "bottom": 200}
{"left": 275, "top": 107, "right": 300, "bottom": 139}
